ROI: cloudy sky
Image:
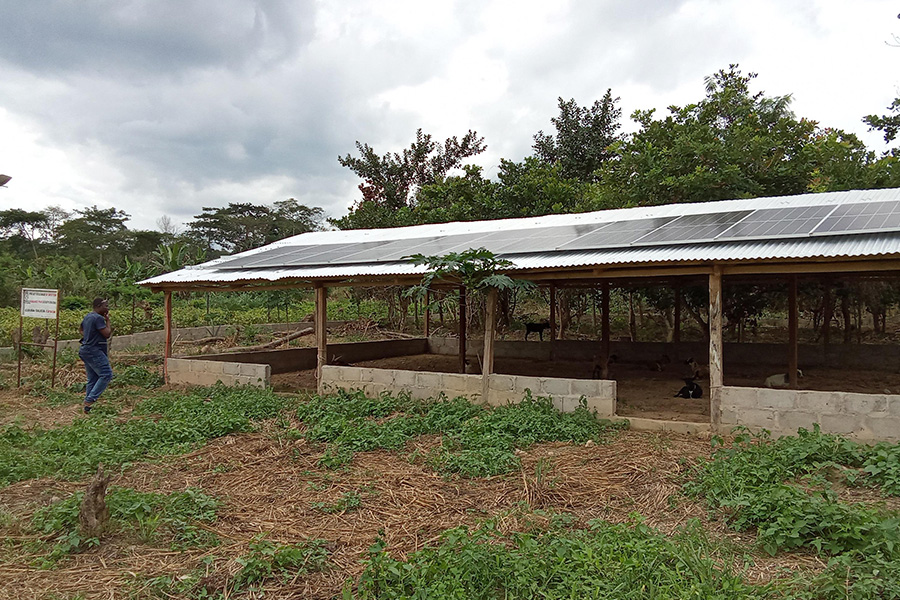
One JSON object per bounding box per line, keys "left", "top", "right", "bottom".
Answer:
{"left": 1, "top": 0, "right": 898, "bottom": 232}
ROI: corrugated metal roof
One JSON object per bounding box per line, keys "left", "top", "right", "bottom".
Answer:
{"left": 139, "top": 189, "right": 900, "bottom": 287}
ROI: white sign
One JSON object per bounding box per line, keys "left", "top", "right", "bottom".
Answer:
{"left": 21, "top": 288, "right": 59, "bottom": 319}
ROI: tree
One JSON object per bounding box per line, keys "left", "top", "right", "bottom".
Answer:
{"left": 54, "top": 206, "right": 131, "bottom": 267}
{"left": 533, "top": 90, "right": 622, "bottom": 182}
{"left": 864, "top": 97, "right": 900, "bottom": 146}
{"left": 412, "top": 166, "right": 498, "bottom": 224}
{"left": 599, "top": 65, "right": 820, "bottom": 206}
{"left": 187, "top": 200, "right": 323, "bottom": 255}
{"left": 333, "top": 129, "right": 487, "bottom": 229}
{"left": 0, "top": 209, "right": 51, "bottom": 258}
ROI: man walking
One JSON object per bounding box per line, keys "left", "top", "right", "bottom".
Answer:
{"left": 79, "top": 297, "right": 113, "bottom": 414}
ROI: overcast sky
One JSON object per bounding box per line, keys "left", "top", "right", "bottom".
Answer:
{"left": 1, "top": 0, "right": 899, "bottom": 232}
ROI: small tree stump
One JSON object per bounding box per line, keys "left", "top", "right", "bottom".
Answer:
{"left": 79, "top": 465, "right": 112, "bottom": 539}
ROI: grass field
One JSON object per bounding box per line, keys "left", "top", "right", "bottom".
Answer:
{"left": 1, "top": 353, "right": 900, "bottom": 599}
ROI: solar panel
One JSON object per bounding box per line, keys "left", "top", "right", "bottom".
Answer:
{"left": 811, "top": 200, "right": 900, "bottom": 235}
{"left": 216, "top": 245, "right": 318, "bottom": 269}
{"left": 716, "top": 205, "right": 835, "bottom": 240}
{"left": 633, "top": 211, "right": 753, "bottom": 245}
{"left": 480, "top": 224, "right": 604, "bottom": 255}
{"left": 555, "top": 217, "right": 676, "bottom": 251}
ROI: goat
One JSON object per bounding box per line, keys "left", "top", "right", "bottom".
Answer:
{"left": 764, "top": 369, "right": 803, "bottom": 389}
{"left": 524, "top": 320, "right": 551, "bottom": 341}
{"left": 675, "top": 378, "right": 703, "bottom": 399}
{"left": 684, "top": 357, "right": 709, "bottom": 380}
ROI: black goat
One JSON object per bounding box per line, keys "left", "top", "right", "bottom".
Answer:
{"left": 675, "top": 378, "right": 703, "bottom": 399}
{"left": 524, "top": 321, "right": 551, "bottom": 341}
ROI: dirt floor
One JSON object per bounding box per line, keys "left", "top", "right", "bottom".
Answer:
{"left": 271, "top": 353, "right": 900, "bottom": 422}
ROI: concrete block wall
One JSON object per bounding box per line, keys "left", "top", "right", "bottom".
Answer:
{"left": 427, "top": 337, "right": 900, "bottom": 372}
{"left": 720, "top": 386, "right": 900, "bottom": 442}
{"left": 320, "top": 365, "right": 617, "bottom": 417}
{"left": 166, "top": 358, "right": 270, "bottom": 388}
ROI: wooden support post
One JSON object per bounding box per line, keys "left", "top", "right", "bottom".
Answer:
{"left": 673, "top": 284, "right": 682, "bottom": 344}
{"left": 601, "top": 282, "right": 610, "bottom": 379}
{"left": 163, "top": 291, "right": 173, "bottom": 383}
{"left": 549, "top": 283, "right": 557, "bottom": 360}
{"left": 482, "top": 288, "right": 497, "bottom": 401}
{"left": 788, "top": 275, "right": 799, "bottom": 388}
{"left": 822, "top": 278, "right": 832, "bottom": 364}
{"left": 424, "top": 290, "right": 431, "bottom": 338}
{"left": 709, "top": 267, "right": 724, "bottom": 431}
{"left": 315, "top": 284, "right": 327, "bottom": 390}
{"left": 458, "top": 286, "right": 467, "bottom": 374}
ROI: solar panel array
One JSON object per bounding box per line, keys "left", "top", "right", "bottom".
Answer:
{"left": 213, "top": 199, "right": 900, "bottom": 270}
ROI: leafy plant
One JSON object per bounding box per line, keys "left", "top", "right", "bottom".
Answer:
{"left": 234, "top": 537, "right": 330, "bottom": 587}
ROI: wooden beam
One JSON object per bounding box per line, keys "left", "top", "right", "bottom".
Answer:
{"left": 482, "top": 287, "right": 498, "bottom": 401}
{"left": 722, "top": 258, "right": 900, "bottom": 276}
{"left": 788, "top": 275, "right": 799, "bottom": 388}
{"left": 315, "top": 284, "right": 327, "bottom": 389}
{"left": 708, "top": 266, "right": 723, "bottom": 432}
{"left": 163, "top": 291, "right": 173, "bottom": 383}
{"left": 458, "top": 286, "right": 467, "bottom": 374}
{"left": 601, "top": 281, "right": 610, "bottom": 379}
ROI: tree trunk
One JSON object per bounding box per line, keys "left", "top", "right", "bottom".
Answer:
{"left": 79, "top": 465, "right": 112, "bottom": 540}
{"left": 628, "top": 291, "right": 637, "bottom": 342}
{"left": 842, "top": 295, "right": 852, "bottom": 344}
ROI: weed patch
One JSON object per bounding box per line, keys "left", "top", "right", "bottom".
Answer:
{"left": 687, "top": 426, "right": 900, "bottom": 599}
{"left": 30, "top": 487, "right": 220, "bottom": 565}
{"left": 353, "top": 518, "right": 769, "bottom": 599}
{"left": 0, "top": 385, "right": 289, "bottom": 485}
{"left": 296, "top": 389, "right": 624, "bottom": 476}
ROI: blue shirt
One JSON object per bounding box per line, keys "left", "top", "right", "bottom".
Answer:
{"left": 81, "top": 312, "right": 108, "bottom": 351}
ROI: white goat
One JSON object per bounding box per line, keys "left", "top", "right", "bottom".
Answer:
{"left": 764, "top": 369, "right": 804, "bottom": 388}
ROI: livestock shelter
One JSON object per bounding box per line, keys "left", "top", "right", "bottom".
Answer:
{"left": 140, "top": 188, "right": 900, "bottom": 441}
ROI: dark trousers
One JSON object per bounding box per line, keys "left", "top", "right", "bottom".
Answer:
{"left": 80, "top": 345, "right": 113, "bottom": 403}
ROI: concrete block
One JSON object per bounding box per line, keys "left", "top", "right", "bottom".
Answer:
{"left": 795, "top": 391, "right": 844, "bottom": 414}
{"left": 442, "top": 373, "right": 468, "bottom": 392}
{"left": 863, "top": 416, "right": 900, "bottom": 441}
{"left": 570, "top": 379, "right": 601, "bottom": 397}
{"left": 777, "top": 410, "right": 819, "bottom": 434}
{"left": 489, "top": 375, "right": 514, "bottom": 392}
{"left": 735, "top": 408, "right": 777, "bottom": 429}
{"left": 889, "top": 398, "right": 900, "bottom": 418}
{"left": 819, "top": 413, "right": 862, "bottom": 436}
{"left": 540, "top": 378, "right": 570, "bottom": 396}
{"left": 166, "top": 358, "right": 190, "bottom": 373}
{"left": 513, "top": 376, "right": 542, "bottom": 395}
{"left": 357, "top": 368, "right": 375, "bottom": 382}
{"left": 194, "top": 372, "right": 225, "bottom": 387}
{"left": 465, "top": 377, "right": 484, "bottom": 395}
{"left": 550, "top": 397, "right": 566, "bottom": 412}
{"left": 601, "top": 380, "right": 617, "bottom": 399}
{"left": 336, "top": 366, "right": 361, "bottom": 382}
{"left": 227, "top": 362, "right": 247, "bottom": 376}
{"left": 585, "top": 397, "right": 615, "bottom": 417}
{"left": 372, "top": 369, "right": 395, "bottom": 386}
{"left": 238, "top": 363, "right": 260, "bottom": 377}
{"left": 844, "top": 393, "right": 888, "bottom": 415}
{"left": 416, "top": 372, "right": 442, "bottom": 388}
{"left": 627, "top": 417, "right": 711, "bottom": 435}
{"left": 721, "top": 387, "right": 757, "bottom": 409}
{"left": 720, "top": 408, "right": 740, "bottom": 425}
{"left": 410, "top": 386, "right": 432, "bottom": 400}
{"left": 757, "top": 389, "right": 796, "bottom": 410}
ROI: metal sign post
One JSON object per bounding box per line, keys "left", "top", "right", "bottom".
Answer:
{"left": 17, "top": 288, "right": 61, "bottom": 388}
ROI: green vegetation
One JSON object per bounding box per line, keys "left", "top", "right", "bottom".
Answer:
{"left": 687, "top": 426, "right": 900, "bottom": 599}
{"left": 353, "top": 517, "right": 769, "bottom": 599}
{"left": 30, "top": 487, "right": 220, "bottom": 565}
{"left": 137, "top": 538, "right": 330, "bottom": 598}
{"left": 296, "top": 389, "right": 625, "bottom": 476}
{"left": 0, "top": 385, "right": 289, "bottom": 486}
